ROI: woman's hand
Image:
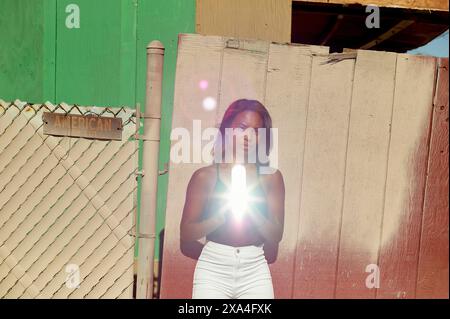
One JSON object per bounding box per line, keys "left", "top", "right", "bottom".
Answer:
{"left": 248, "top": 169, "right": 285, "bottom": 245}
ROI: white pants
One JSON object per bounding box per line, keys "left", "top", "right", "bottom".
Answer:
{"left": 192, "top": 240, "right": 274, "bottom": 299}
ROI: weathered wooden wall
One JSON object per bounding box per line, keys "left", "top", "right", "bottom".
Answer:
{"left": 160, "top": 33, "right": 448, "bottom": 299}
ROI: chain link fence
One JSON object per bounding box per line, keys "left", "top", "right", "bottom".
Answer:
{"left": 0, "top": 100, "right": 138, "bottom": 299}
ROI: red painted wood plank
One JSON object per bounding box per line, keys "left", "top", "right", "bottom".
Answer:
{"left": 376, "top": 55, "right": 437, "bottom": 299}
{"left": 416, "top": 58, "right": 449, "bottom": 299}
{"left": 293, "top": 54, "right": 355, "bottom": 298}
{"left": 334, "top": 50, "right": 397, "bottom": 299}
{"left": 264, "top": 43, "right": 328, "bottom": 299}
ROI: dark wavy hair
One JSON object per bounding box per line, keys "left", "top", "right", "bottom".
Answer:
{"left": 213, "top": 99, "right": 273, "bottom": 166}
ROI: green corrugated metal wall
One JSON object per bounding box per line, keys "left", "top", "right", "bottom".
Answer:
{"left": 0, "top": 0, "right": 196, "bottom": 262}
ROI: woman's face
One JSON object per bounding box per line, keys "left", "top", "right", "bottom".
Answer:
{"left": 228, "top": 111, "right": 264, "bottom": 160}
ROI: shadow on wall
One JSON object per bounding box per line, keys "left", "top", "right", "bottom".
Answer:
{"left": 154, "top": 228, "right": 165, "bottom": 298}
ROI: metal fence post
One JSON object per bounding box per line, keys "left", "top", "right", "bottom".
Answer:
{"left": 136, "top": 40, "right": 165, "bottom": 299}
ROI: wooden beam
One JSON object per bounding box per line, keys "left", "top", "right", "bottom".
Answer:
{"left": 292, "top": 0, "right": 449, "bottom": 12}
{"left": 359, "top": 20, "right": 415, "bottom": 50}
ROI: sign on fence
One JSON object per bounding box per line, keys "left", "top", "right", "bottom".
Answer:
{"left": 43, "top": 112, "right": 123, "bottom": 140}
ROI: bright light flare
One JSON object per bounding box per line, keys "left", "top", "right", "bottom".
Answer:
{"left": 199, "top": 80, "right": 209, "bottom": 90}
{"left": 230, "top": 164, "right": 248, "bottom": 220}
{"left": 202, "top": 97, "right": 216, "bottom": 111}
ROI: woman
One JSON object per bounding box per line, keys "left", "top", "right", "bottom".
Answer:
{"left": 180, "top": 99, "right": 285, "bottom": 299}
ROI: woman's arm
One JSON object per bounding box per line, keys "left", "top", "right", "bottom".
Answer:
{"left": 248, "top": 169, "right": 285, "bottom": 244}
{"left": 180, "top": 167, "right": 226, "bottom": 242}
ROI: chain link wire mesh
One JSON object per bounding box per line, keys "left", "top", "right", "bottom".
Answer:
{"left": 0, "top": 100, "right": 138, "bottom": 299}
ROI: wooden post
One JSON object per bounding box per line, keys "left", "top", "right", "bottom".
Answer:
{"left": 136, "top": 40, "right": 165, "bottom": 299}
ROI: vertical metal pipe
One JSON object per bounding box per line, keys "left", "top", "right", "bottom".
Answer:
{"left": 136, "top": 40, "right": 164, "bottom": 299}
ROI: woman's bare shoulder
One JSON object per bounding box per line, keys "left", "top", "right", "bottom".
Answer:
{"left": 189, "top": 164, "right": 217, "bottom": 190}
